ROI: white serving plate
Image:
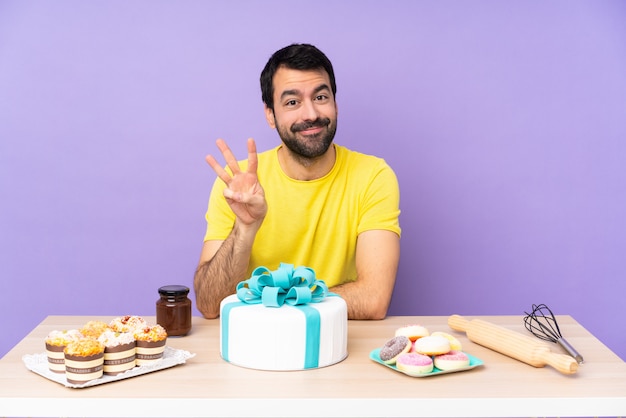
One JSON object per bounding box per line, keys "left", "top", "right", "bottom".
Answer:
{"left": 23, "top": 346, "right": 195, "bottom": 388}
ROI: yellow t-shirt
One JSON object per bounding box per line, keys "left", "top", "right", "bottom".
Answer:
{"left": 203, "top": 144, "right": 401, "bottom": 287}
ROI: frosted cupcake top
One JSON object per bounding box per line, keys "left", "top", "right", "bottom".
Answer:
{"left": 109, "top": 315, "right": 148, "bottom": 333}
{"left": 133, "top": 324, "right": 167, "bottom": 342}
{"left": 45, "top": 329, "right": 84, "bottom": 347}
{"left": 80, "top": 320, "right": 110, "bottom": 338}
{"left": 98, "top": 329, "right": 135, "bottom": 347}
{"left": 64, "top": 338, "right": 105, "bottom": 357}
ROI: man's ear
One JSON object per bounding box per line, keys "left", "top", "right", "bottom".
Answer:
{"left": 264, "top": 105, "right": 276, "bottom": 129}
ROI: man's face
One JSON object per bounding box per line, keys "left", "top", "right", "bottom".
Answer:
{"left": 265, "top": 66, "right": 338, "bottom": 159}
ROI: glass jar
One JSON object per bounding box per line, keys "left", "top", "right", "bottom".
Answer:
{"left": 156, "top": 285, "right": 192, "bottom": 337}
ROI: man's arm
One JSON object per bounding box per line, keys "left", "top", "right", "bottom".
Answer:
{"left": 331, "top": 229, "right": 400, "bottom": 320}
{"left": 193, "top": 138, "right": 267, "bottom": 319}
{"left": 193, "top": 222, "right": 256, "bottom": 318}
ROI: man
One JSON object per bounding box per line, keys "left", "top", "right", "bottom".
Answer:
{"left": 194, "top": 43, "right": 400, "bottom": 320}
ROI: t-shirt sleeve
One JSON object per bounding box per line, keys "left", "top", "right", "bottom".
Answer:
{"left": 357, "top": 160, "right": 401, "bottom": 236}
{"left": 203, "top": 176, "right": 236, "bottom": 241}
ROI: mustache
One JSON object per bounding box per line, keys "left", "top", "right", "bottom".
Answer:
{"left": 291, "top": 118, "right": 331, "bottom": 133}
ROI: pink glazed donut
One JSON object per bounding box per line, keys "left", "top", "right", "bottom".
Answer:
{"left": 434, "top": 350, "right": 470, "bottom": 371}
{"left": 396, "top": 353, "right": 434, "bottom": 375}
{"left": 379, "top": 336, "right": 411, "bottom": 365}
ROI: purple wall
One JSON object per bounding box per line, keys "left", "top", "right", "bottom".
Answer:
{"left": 1, "top": 1, "right": 625, "bottom": 360}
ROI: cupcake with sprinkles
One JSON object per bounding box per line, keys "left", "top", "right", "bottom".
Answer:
{"left": 98, "top": 330, "right": 136, "bottom": 375}
{"left": 109, "top": 315, "right": 148, "bottom": 334}
{"left": 44, "top": 329, "right": 83, "bottom": 373}
{"left": 64, "top": 338, "right": 105, "bottom": 384}
{"left": 80, "top": 320, "right": 110, "bottom": 339}
{"left": 134, "top": 324, "right": 167, "bottom": 366}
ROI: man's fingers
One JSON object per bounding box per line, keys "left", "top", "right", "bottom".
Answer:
{"left": 222, "top": 188, "right": 242, "bottom": 202}
{"left": 246, "top": 138, "right": 258, "bottom": 174}
{"left": 216, "top": 138, "right": 242, "bottom": 175}
{"left": 205, "top": 154, "right": 232, "bottom": 185}
{"left": 207, "top": 138, "right": 258, "bottom": 186}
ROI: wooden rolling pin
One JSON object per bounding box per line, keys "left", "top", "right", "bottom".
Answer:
{"left": 448, "top": 314, "right": 578, "bottom": 375}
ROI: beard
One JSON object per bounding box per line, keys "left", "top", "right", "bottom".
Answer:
{"left": 275, "top": 116, "right": 337, "bottom": 160}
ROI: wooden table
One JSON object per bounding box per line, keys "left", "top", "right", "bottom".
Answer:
{"left": 1, "top": 315, "right": 625, "bottom": 417}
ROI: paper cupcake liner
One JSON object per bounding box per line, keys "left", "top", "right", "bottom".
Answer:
{"left": 65, "top": 352, "right": 104, "bottom": 384}
{"left": 45, "top": 343, "right": 66, "bottom": 374}
{"left": 103, "top": 342, "right": 136, "bottom": 375}
{"left": 135, "top": 339, "right": 166, "bottom": 366}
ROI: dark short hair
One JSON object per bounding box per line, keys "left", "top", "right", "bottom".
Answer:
{"left": 260, "top": 43, "right": 336, "bottom": 111}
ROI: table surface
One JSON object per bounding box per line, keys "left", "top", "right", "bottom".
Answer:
{"left": 1, "top": 314, "right": 625, "bottom": 417}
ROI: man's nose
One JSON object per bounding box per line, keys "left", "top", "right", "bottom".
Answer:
{"left": 300, "top": 99, "right": 318, "bottom": 121}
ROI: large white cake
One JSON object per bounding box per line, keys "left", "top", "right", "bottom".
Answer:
{"left": 220, "top": 293, "right": 348, "bottom": 371}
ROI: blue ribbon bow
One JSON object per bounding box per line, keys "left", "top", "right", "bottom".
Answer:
{"left": 236, "top": 262, "right": 328, "bottom": 307}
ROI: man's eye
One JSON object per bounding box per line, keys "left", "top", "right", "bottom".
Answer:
{"left": 315, "top": 95, "right": 328, "bottom": 101}
{"left": 286, "top": 99, "right": 298, "bottom": 106}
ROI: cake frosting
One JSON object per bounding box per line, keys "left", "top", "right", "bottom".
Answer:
{"left": 219, "top": 263, "right": 348, "bottom": 371}
{"left": 45, "top": 329, "right": 83, "bottom": 347}
{"left": 109, "top": 315, "right": 148, "bottom": 333}
{"left": 80, "top": 320, "right": 110, "bottom": 339}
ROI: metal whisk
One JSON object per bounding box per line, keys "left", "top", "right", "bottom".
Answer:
{"left": 523, "top": 303, "right": 584, "bottom": 364}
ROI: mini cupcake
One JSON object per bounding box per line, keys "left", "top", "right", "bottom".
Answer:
{"left": 44, "top": 329, "right": 83, "bottom": 373}
{"left": 134, "top": 325, "right": 167, "bottom": 366}
{"left": 64, "top": 338, "right": 105, "bottom": 384}
{"left": 98, "top": 330, "right": 136, "bottom": 375}
{"left": 80, "top": 320, "right": 110, "bottom": 339}
{"left": 109, "top": 315, "right": 148, "bottom": 333}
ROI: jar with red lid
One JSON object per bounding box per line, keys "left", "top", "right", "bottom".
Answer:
{"left": 156, "top": 285, "right": 192, "bottom": 337}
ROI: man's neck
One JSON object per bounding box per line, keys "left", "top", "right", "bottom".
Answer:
{"left": 277, "top": 144, "right": 336, "bottom": 181}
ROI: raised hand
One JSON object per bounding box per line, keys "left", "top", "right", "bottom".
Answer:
{"left": 205, "top": 138, "right": 267, "bottom": 227}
